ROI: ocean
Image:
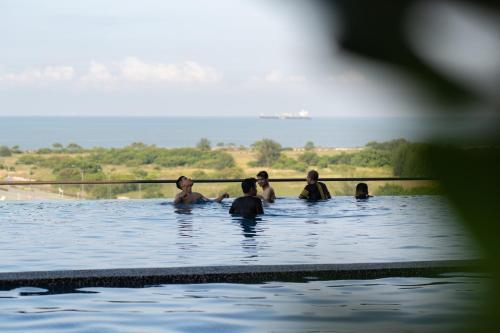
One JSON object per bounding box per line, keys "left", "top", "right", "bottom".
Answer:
{"left": 0, "top": 116, "right": 459, "bottom": 149}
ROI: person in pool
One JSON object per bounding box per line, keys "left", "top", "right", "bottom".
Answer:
{"left": 299, "top": 170, "right": 331, "bottom": 201}
{"left": 355, "top": 182, "right": 372, "bottom": 199}
{"left": 174, "top": 176, "right": 229, "bottom": 205}
{"left": 229, "top": 178, "right": 264, "bottom": 217}
{"left": 256, "top": 170, "right": 276, "bottom": 203}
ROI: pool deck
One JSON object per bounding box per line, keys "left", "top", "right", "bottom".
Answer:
{"left": 0, "top": 260, "right": 482, "bottom": 292}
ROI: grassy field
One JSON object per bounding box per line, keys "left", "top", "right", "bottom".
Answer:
{"left": 0, "top": 148, "right": 439, "bottom": 199}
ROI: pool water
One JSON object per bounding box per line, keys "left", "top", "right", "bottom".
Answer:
{"left": 0, "top": 274, "right": 488, "bottom": 333}
{"left": 0, "top": 196, "right": 487, "bottom": 332}
{"left": 0, "top": 196, "right": 478, "bottom": 272}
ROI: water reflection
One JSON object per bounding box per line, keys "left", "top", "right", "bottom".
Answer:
{"left": 233, "top": 217, "right": 264, "bottom": 262}
{"left": 174, "top": 205, "right": 194, "bottom": 238}
{"left": 174, "top": 205, "right": 193, "bottom": 216}
{"left": 172, "top": 205, "right": 196, "bottom": 258}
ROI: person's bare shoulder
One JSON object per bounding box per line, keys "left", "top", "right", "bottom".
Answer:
{"left": 191, "top": 192, "right": 208, "bottom": 202}
{"left": 263, "top": 187, "right": 276, "bottom": 203}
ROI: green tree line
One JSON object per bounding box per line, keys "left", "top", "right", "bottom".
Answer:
{"left": 249, "top": 138, "right": 433, "bottom": 176}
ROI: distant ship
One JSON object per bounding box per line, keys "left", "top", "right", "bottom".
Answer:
{"left": 259, "top": 110, "right": 311, "bottom": 120}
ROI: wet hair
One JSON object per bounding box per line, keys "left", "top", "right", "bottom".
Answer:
{"left": 307, "top": 170, "right": 319, "bottom": 182}
{"left": 355, "top": 182, "right": 369, "bottom": 199}
{"left": 176, "top": 176, "right": 186, "bottom": 190}
{"left": 256, "top": 171, "right": 269, "bottom": 179}
{"left": 241, "top": 178, "right": 257, "bottom": 194}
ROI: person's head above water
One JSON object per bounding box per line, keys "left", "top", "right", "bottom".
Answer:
{"left": 306, "top": 170, "right": 319, "bottom": 184}
{"left": 241, "top": 178, "right": 257, "bottom": 196}
{"left": 256, "top": 170, "right": 269, "bottom": 187}
{"left": 355, "top": 182, "right": 369, "bottom": 199}
{"left": 176, "top": 176, "right": 194, "bottom": 190}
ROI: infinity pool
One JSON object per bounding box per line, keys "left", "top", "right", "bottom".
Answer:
{"left": 0, "top": 196, "right": 477, "bottom": 272}
{"left": 0, "top": 196, "right": 485, "bottom": 332}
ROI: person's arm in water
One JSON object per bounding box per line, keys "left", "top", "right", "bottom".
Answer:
{"left": 323, "top": 183, "right": 331, "bottom": 199}
{"left": 214, "top": 192, "right": 229, "bottom": 203}
{"left": 268, "top": 187, "right": 276, "bottom": 203}
{"left": 299, "top": 186, "right": 309, "bottom": 199}
{"left": 194, "top": 192, "right": 228, "bottom": 203}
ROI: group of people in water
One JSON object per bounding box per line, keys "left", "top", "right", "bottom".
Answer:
{"left": 174, "top": 170, "right": 371, "bottom": 217}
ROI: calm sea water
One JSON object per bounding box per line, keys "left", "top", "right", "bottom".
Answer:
{"left": 0, "top": 116, "right": 442, "bottom": 149}
{"left": 0, "top": 196, "right": 477, "bottom": 272}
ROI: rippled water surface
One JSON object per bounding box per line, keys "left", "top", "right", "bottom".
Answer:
{"left": 0, "top": 274, "right": 488, "bottom": 333}
{"left": 0, "top": 196, "right": 477, "bottom": 272}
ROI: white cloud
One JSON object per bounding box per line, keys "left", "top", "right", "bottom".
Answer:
{"left": 0, "top": 57, "right": 222, "bottom": 87}
{"left": 115, "top": 57, "right": 221, "bottom": 83}
{"left": 80, "top": 62, "right": 114, "bottom": 83}
{"left": 0, "top": 66, "right": 75, "bottom": 83}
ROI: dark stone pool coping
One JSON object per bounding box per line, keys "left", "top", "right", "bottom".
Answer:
{"left": 0, "top": 260, "right": 482, "bottom": 292}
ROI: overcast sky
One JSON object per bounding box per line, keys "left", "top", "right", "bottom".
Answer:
{"left": 1, "top": 0, "right": 497, "bottom": 117}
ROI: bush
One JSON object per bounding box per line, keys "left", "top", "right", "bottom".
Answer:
{"left": 36, "top": 148, "right": 53, "bottom": 154}
{"left": 375, "top": 184, "right": 441, "bottom": 195}
{"left": 90, "top": 146, "right": 234, "bottom": 169}
{"left": 251, "top": 139, "right": 282, "bottom": 166}
{"left": 298, "top": 151, "right": 320, "bottom": 166}
{"left": 365, "top": 138, "right": 409, "bottom": 151}
{"left": 393, "top": 143, "right": 433, "bottom": 177}
{"left": 272, "top": 155, "right": 307, "bottom": 172}
{"left": 196, "top": 138, "right": 211, "bottom": 151}
{"left": 350, "top": 149, "right": 392, "bottom": 167}
{"left": 66, "top": 143, "right": 84, "bottom": 153}
{"left": 192, "top": 170, "right": 209, "bottom": 179}
{"left": 211, "top": 167, "right": 244, "bottom": 179}
{"left": 55, "top": 168, "right": 83, "bottom": 181}
{"left": 325, "top": 153, "right": 354, "bottom": 165}
{"left": 16, "top": 155, "right": 42, "bottom": 165}
{"left": 0, "top": 146, "right": 12, "bottom": 157}
{"left": 304, "top": 141, "right": 315, "bottom": 151}
{"left": 10, "top": 145, "right": 22, "bottom": 154}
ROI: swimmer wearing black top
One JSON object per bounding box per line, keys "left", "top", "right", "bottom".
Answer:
{"left": 229, "top": 178, "right": 264, "bottom": 217}
{"left": 299, "top": 170, "right": 331, "bottom": 201}
{"left": 174, "top": 176, "right": 229, "bottom": 205}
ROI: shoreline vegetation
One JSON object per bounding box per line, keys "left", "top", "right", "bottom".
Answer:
{"left": 0, "top": 138, "right": 439, "bottom": 199}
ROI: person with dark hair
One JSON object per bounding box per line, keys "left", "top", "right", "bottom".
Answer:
{"left": 256, "top": 170, "right": 276, "bottom": 203}
{"left": 174, "top": 175, "right": 228, "bottom": 205}
{"left": 355, "top": 182, "right": 372, "bottom": 199}
{"left": 229, "top": 178, "right": 264, "bottom": 217}
{"left": 299, "top": 170, "right": 331, "bottom": 201}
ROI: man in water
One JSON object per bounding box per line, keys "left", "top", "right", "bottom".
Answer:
{"left": 355, "top": 182, "right": 372, "bottom": 199}
{"left": 229, "top": 178, "right": 264, "bottom": 217}
{"left": 174, "top": 176, "right": 229, "bottom": 204}
{"left": 299, "top": 170, "right": 331, "bottom": 201}
{"left": 256, "top": 170, "right": 276, "bottom": 203}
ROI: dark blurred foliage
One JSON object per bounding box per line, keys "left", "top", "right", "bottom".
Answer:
{"left": 315, "top": 0, "right": 500, "bottom": 329}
